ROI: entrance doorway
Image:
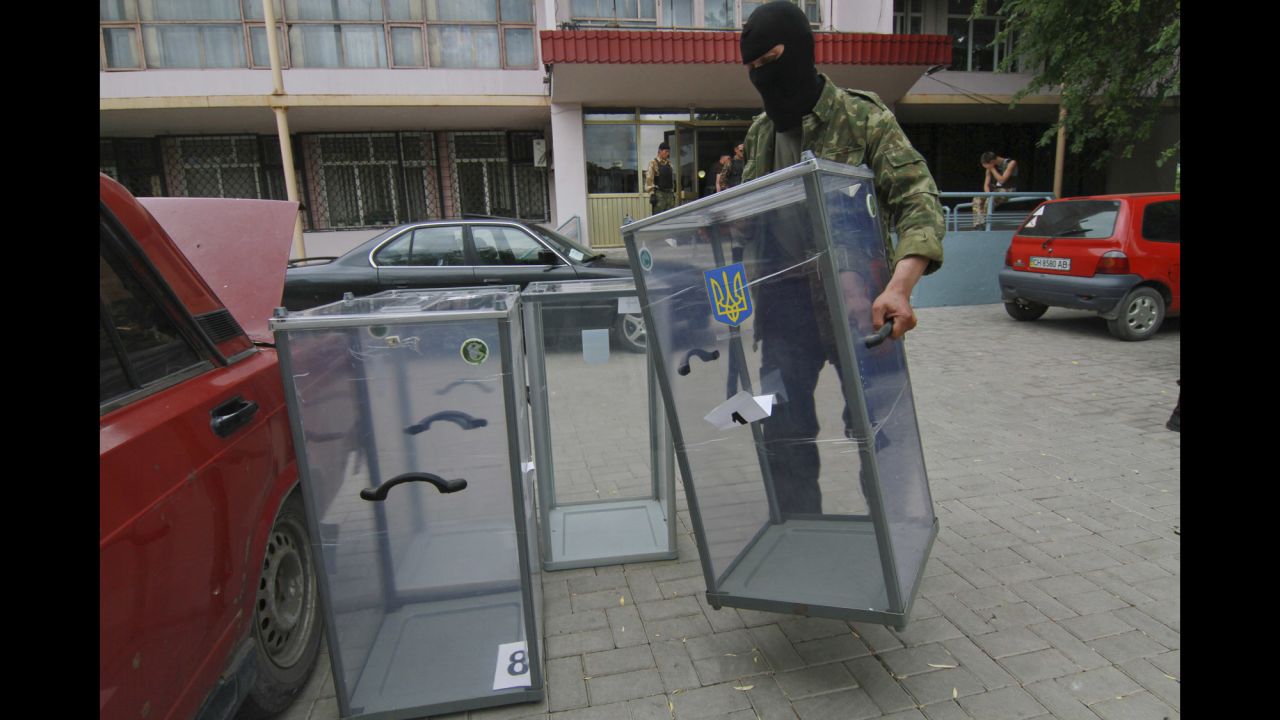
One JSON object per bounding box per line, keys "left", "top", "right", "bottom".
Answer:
{"left": 666, "top": 122, "right": 752, "bottom": 204}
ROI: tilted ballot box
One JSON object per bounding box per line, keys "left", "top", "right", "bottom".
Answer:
{"left": 269, "top": 288, "right": 543, "bottom": 719}
{"left": 621, "top": 157, "right": 937, "bottom": 629}
{"left": 521, "top": 278, "right": 677, "bottom": 570}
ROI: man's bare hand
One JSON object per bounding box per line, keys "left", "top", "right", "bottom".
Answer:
{"left": 871, "top": 255, "right": 929, "bottom": 339}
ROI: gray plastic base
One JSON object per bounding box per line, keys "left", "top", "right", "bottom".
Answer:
{"left": 715, "top": 518, "right": 890, "bottom": 612}
{"left": 348, "top": 591, "right": 542, "bottom": 719}
{"left": 394, "top": 523, "right": 521, "bottom": 594}
{"left": 544, "top": 499, "right": 675, "bottom": 570}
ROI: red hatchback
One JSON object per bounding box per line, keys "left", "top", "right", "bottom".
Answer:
{"left": 998, "top": 193, "right": 1180, "bottom": 340}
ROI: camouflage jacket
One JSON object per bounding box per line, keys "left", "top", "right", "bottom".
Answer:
{"left": 741, "top": 75, "right": 945, "bottom": 275}
{"left": 645, "top": 156, "right": 675, "bottom": 195}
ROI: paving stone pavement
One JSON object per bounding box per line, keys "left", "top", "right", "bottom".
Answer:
{"left": 276, "top": 304, "right": 1180, "bottom": 720}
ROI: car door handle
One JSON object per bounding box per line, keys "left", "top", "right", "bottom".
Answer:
{"left": 210, "top": 395, "right": 259, "bottom": 438}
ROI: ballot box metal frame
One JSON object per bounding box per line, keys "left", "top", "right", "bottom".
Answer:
{"left": 621, "top": 157, "right": 938, "bottom": 629}
{"left": 521, "top": 279, "right": 678, "bottom": 570}
{"left": 270, "top": 288, "right": 544, "bottom": 719}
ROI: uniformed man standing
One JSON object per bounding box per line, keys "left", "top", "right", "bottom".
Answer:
{"left": 646, "top": 141, "right": 677, "bottom": 214}
{"left": 737, "top": 1, "right": 945, "bottom": 514}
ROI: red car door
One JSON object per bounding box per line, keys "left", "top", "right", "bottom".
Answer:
{"left": 1132, "top": 197, "right": 1181, "bottom": 313}
{"left": 99, "top": 207, "right": 287, "bottom": 720}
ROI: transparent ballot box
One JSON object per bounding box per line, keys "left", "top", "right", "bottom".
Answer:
{"left": 522, "top": 279, "right": 677, "bottom": 570}
{"left": 269, "top": 288, "right": 543, "bottom": 719}
{"left": 621, "top": 157, "right": 937, "bottom": 629}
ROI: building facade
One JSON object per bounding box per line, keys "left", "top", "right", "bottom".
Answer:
{"left": 100, "top": 1, "right": 1178, "bottom": 251}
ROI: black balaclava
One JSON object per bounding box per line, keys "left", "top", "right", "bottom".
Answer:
{"left": 740, "top": 1, "right": 825, "bottom": 133}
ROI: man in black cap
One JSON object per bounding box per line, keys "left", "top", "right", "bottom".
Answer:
{"left": 646, "top": 141, "right": 677, "bottom": 214}
{"left": 736, "top": 1, "right": 946, "bottom": 514}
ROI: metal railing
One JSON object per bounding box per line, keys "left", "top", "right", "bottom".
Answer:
{"left": 940, "top": 191, "right": 1055, "bottom": 232}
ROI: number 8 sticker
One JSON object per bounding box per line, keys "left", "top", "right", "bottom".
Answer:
{"left": 493, "top": 641, "right": 531, "bottom": 690}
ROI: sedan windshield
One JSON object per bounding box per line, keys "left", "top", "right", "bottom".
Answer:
{"left": 1018, "top": 200, "right": 1121, "bottom": 239}
{"left": 526, "top": 224, "right": 603, "bottom": 263}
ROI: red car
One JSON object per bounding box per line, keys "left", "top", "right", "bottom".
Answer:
{"left": 100, "top": 175, "right": 321, "bottom": 720}
{"left": 998, "top": 192, "right": 1180, "bottom": 340}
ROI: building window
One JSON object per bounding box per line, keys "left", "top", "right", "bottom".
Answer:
{"left": 160, "top": 136, "right": 284, "bottom": 199}
{"left": 309, "top": 133, "right": 404, "bottom": 227}
{"left": 450, "top": 132, "right": 513, "bottom": 216}
{"left": 571, "top": 0, "right": 818, "bottom": 29}
{"left": 102, "top": 0, "right": 535, "bottom": 70}
{"left": 948, "top": 0, "right": 1014, "bottom": 72}
{"left": 894, "top": 0, "right": 923, "bottom": 34}
{"left": 143, "top": 24, "right": 246, "bottom": 67}
{"left": 571, "top": 0, "right": 657, "bottom": 27}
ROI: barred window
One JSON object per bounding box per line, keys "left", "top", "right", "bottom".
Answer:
{"left": 307, "top": 134, "right": 406, "bottom": 227}
{"left": 450, "top": 132, "right": 512, "bottom": 216}
{"left": 161, "top": 136, "right": 270, "bottom": 198}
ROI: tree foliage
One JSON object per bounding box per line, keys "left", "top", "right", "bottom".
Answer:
{"left": 978, "top": 0, "right": 1180, "bottom": 168}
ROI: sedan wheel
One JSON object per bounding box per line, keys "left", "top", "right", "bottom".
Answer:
{"left": 1107, "top": 286, "right": 1165, "bottom": 341}
{"left": 615, "top": 313, "right": 646, "bottom": 353}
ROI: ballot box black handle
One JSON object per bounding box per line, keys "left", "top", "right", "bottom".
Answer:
{"left": 360, "top": 472, "right": 468, "bottom": 501}
{"left": 863, "top": 319, "right": 895, "bottom": 348}
{"left": 405, "top": 410, "right": 488, "bottom": 434}
{"left": 677, "top": 348, "right": 721, "bottom": 376}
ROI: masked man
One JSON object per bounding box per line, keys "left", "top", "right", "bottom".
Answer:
{"left": 737, "top": 1, "right": 945, "bottom": 514}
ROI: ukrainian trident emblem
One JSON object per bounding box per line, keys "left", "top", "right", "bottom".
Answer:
{"left": 703, "top": 262, "right": 753, "bottom": 327}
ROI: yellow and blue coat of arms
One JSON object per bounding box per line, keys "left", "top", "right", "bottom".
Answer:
{"left": 703, "top": 262, "right": 753, "bottom": 327}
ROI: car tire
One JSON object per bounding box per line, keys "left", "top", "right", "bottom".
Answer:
{"left": 237, "top": 493, "right": 322, "bottom": 720}
{"left": 614, "top": 313, "right": 647, "bottom": 353}
{"left": 1004, "top": 299, "right": 1048, "bottom": 321}
{"left": 1107, "top": 286, "right": 1165, "bottom": 341}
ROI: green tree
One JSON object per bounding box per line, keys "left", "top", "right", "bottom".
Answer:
{"left": 978, "top": 0, "right": 1180, "bottom": 168}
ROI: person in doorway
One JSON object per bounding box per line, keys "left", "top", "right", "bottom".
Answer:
{"left": 646, "top": 141, "right": 677, "bottom": 214}
{"left": 735, "top": 1, "right": 945, "bottom": 515}
{"left": 718, "top": 142, "right": 746, "bottom": 191}
{"left": 713, "top": 153, "right": 732, "bottom": 193}
{"left": 973, "top": 151, "right": 1018, "bottom": 228}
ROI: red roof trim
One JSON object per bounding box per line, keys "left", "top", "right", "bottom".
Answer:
{"left": 540, "top": 29, "right": 950, "bottom": 66}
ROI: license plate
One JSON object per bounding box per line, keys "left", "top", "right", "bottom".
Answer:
{"left": 1030, "top": 256, "right": 1071, "bottom": 271}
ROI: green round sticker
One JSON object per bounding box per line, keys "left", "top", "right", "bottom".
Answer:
{"left": 866, "top": 193, "right": 877, "bottom": 218}
{"left": 460, "top": 338, "right": 489, "bottom": 365}
{"left": 638, "top": 246, "right": 654, "bottom": 272}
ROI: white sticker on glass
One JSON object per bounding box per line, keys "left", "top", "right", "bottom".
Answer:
{"left": 582, "top": 329, "right": 610, "bottom": 364}
{"left": 493, "top": 641, "right": 531, "bottom": 690}
{"left": 568, "top": 249, "right": 585, "bottom": 262}
{"left": 704, "top": 390, "right": 775, "bottom": 430}
{"left": 617, "top": 296, "right": 641, "bottom": 314}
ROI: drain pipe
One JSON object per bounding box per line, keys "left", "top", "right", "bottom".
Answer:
{"left": 263, "top": 0, "right": 306, "bottom": 259}
{"left": 1053, "top": 105, "right": 1067, "bottom": 199}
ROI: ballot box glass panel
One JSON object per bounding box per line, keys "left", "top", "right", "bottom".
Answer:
{"left": 621, "top": 158, "right": 936, "bottom": 628}
{"left": 522, "top": 278, "right": 677, "bottom": 570}
{"left": 271, "top": 289, "right": 543, "bottom": 719}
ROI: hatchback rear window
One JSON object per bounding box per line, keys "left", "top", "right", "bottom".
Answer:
{"left": 1017, "top": 200, "right": 1121, "bottom": 238}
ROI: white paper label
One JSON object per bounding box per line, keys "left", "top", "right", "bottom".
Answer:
{"left": 617, "top": 296, "right": 641, "bottom": 314}
{"left": 1032, "top": 206, "right": 1045, "bottom": 216}
{"left": 493, "top": 641, "right": 531, "bottom": 690}
{"left": 1025, "top": 216, "right": 1038, "bottom": 228}
{"left": 582, "top": 329, "right": 610, "bottom": 364}
{"left": 568, "top": 249, "right": 585, "bottom": 262}
{"left": 704, "top": 390, "right": 775, "bottom": 430}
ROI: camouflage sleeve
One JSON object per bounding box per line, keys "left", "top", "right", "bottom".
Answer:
{"left": 740, "top": 118, "right": 769, "bottom": 183}
{"left": 644, "top": 159, "right": 656, "bottom": 195}
{"left": 864, "top": 104, "right": 945, "bottom": 275}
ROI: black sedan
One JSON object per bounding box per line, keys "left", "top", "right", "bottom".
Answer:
{"left": 283, "top": 217, "right": 648, "bottom": 350}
